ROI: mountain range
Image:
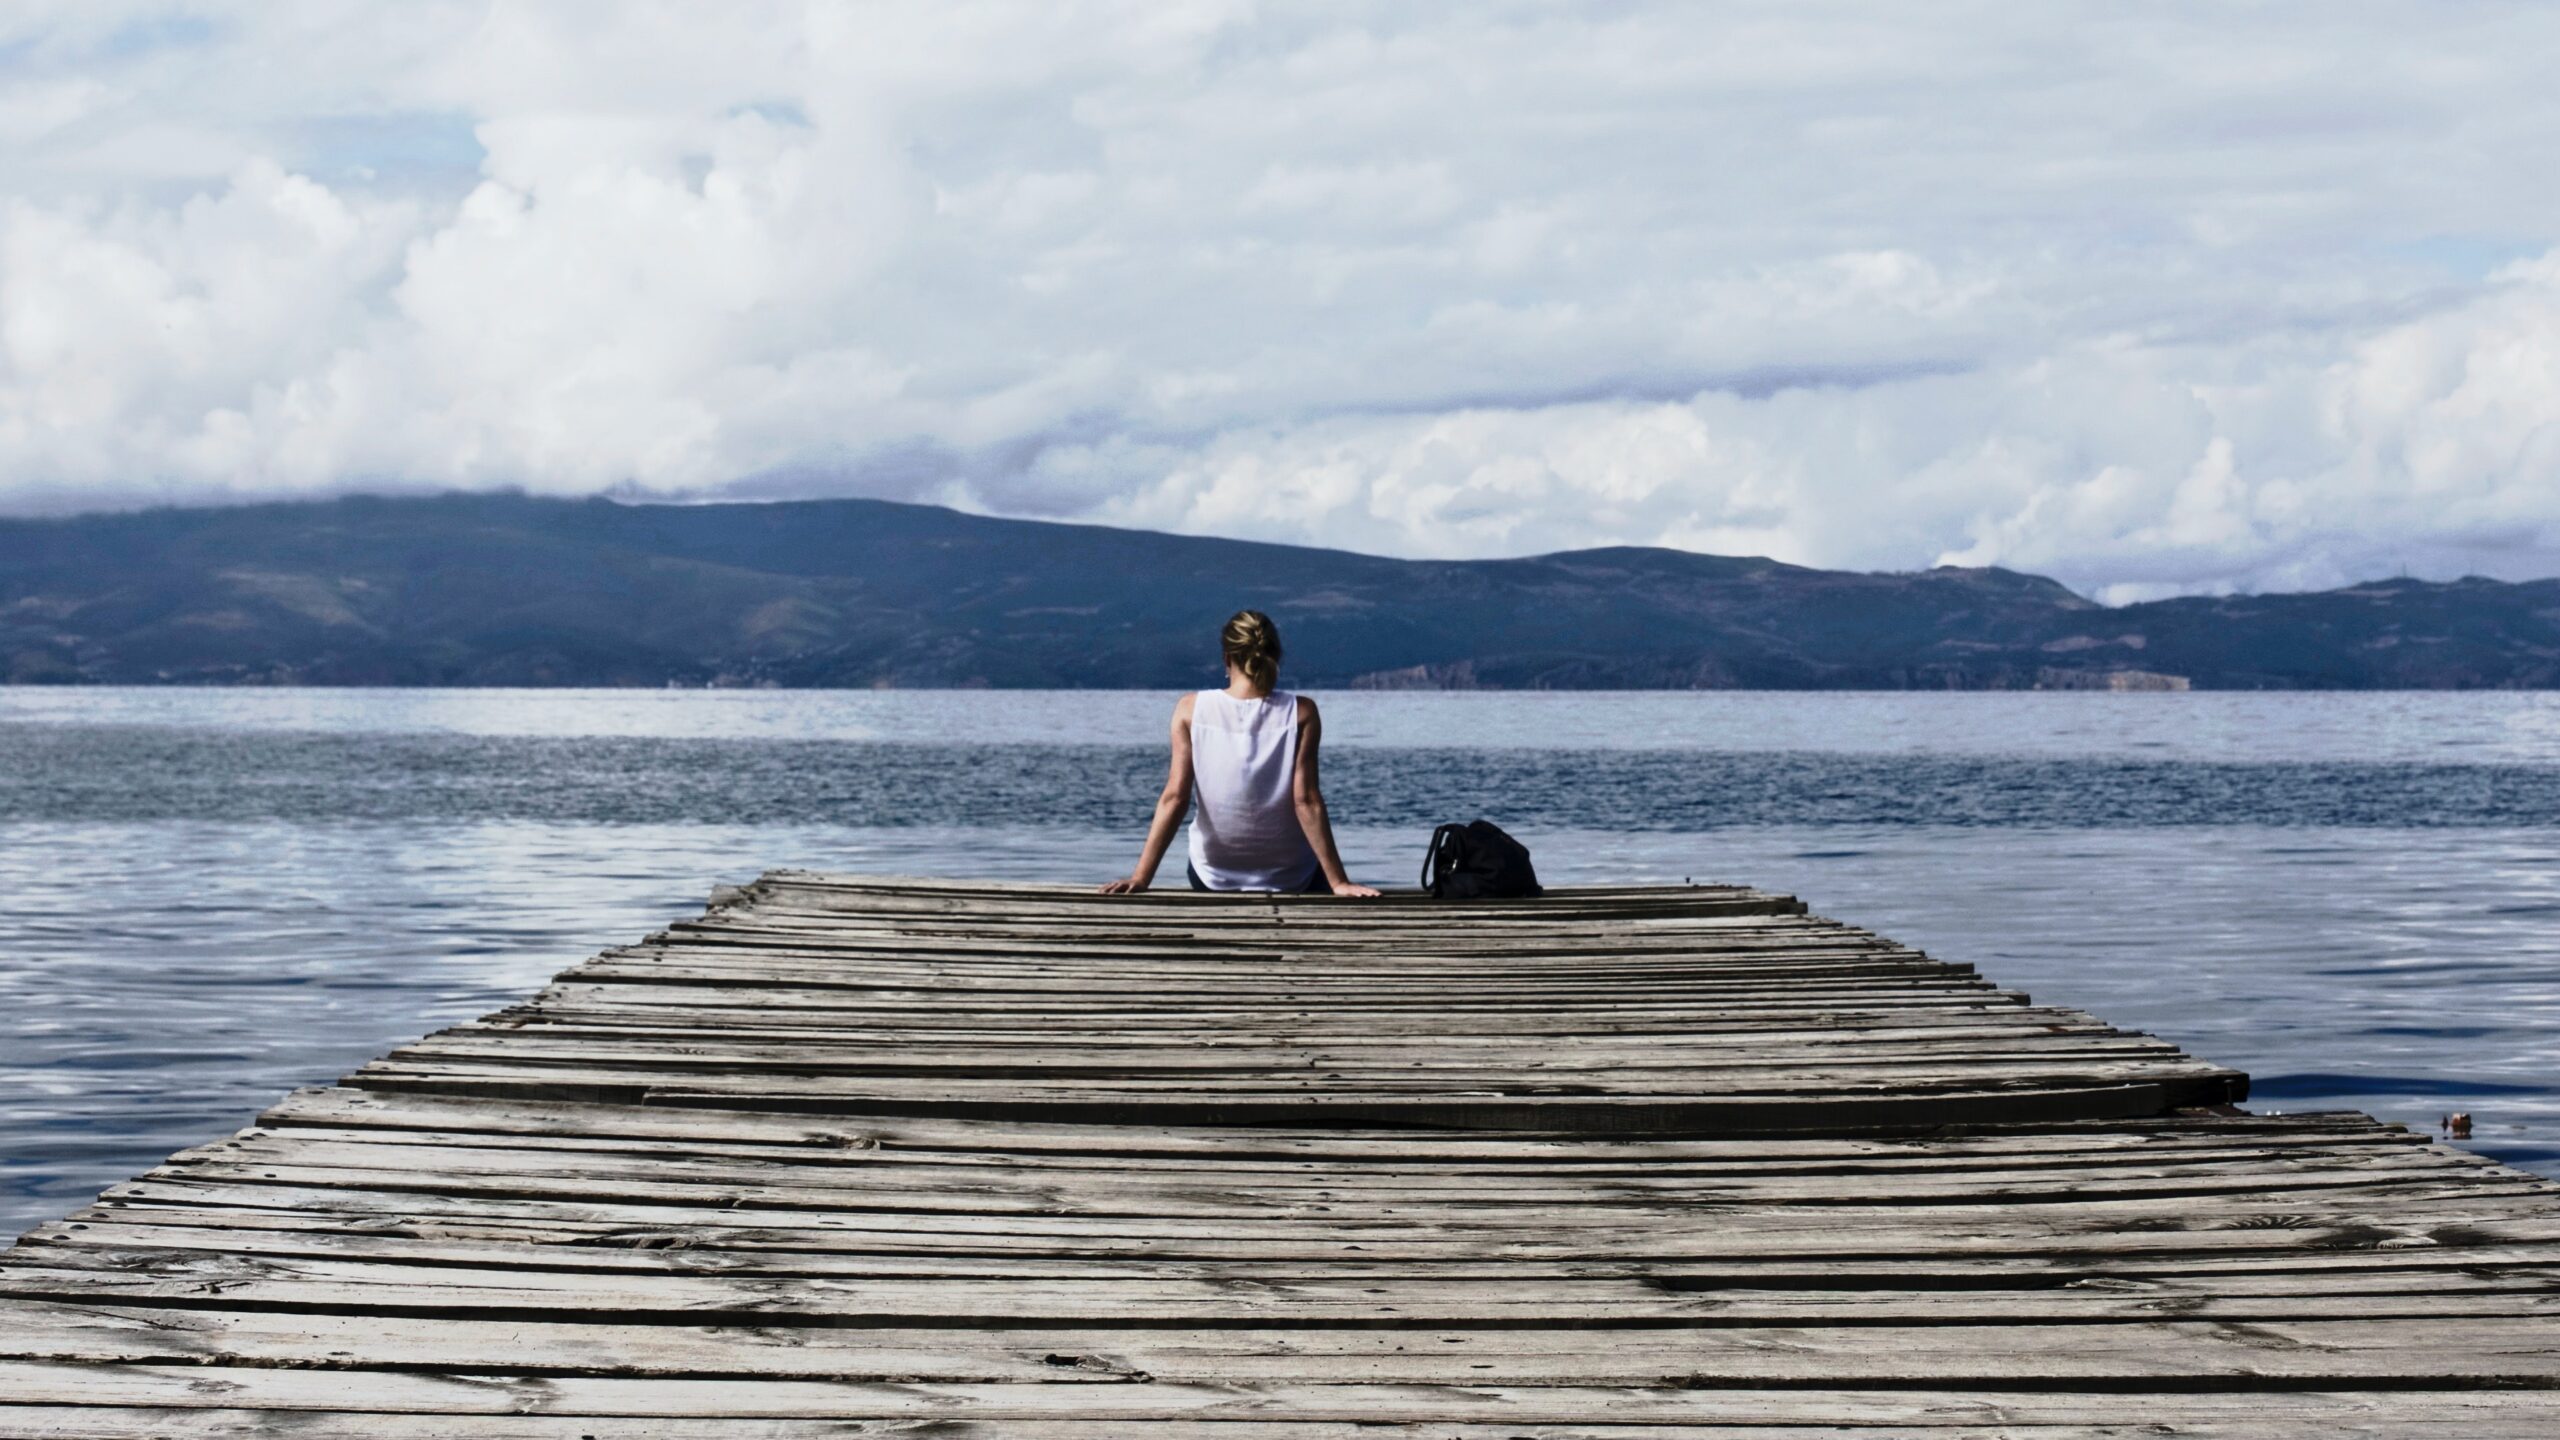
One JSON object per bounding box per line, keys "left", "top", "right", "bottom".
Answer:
{"left": 3, "top": 492, "right": 2555, "bottom": 689}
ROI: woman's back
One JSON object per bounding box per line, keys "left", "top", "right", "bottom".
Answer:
{"left": 1187, "top": 688, "right": 1318, "bottom": 891}
{"left": 1099, "top": 608, "right": 1376, "bottom": 899}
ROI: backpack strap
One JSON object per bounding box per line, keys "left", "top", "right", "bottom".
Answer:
{"left": 1421, "top": 823, "right": 1464, "bottom": 895}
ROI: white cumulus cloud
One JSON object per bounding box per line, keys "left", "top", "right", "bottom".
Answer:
{"left": 3, "top": 1, "right": 2560, "bottom": 596}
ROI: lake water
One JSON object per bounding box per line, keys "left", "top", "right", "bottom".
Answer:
{"left": 6, "top": 688, "right": 2560, "bottom": 1242}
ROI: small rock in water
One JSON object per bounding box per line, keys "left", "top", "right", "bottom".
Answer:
{"left": 2445, "top": 1112, "right": 2474, "bottom": 1138}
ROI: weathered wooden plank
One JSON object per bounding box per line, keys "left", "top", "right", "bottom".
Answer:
{"left": 39, "top": 1217, "right": 2560, "bottom": 1288}
{"left": 494, "top": 1001, "right": 2117, "bottom": 1037}
{"left": 636, "top": 925, "right": 1892, "bottom": 954}
{"left": 56, "top": 1192, "right": 2560, "bottom": 1275}
{"left": 132, "top": 1144, "right": 2504, "bottom": 1213}
{"left": 8, "top": 1303, "right": 2560, "bottom": 1386}
{"left": 344, "top": 1049, "right": 2240, "bottom": 1090}
{"left": 404, "top": 1027, "right": 2187, "bottom": 1059}
{"left": 2, "top": 1408, "right": 2551, "bottom": 1440}
{"left": 335, "top": 1073, "right": 2249, "bottom": 1134}
{"left": 28, "top": 1220, "right": 2560, "bottom": 1298}
{"left": 11, "top": 1413, "right": 2560, "bottom": 1440}
{"left": 9, "top": 1411, "right": 2560, "bottom": 1440}
{"left": 8, "top": 1364, "right": 2560, "bottom": 1426}
{"left": 15, "top": 1244, "right": 2560, "bottom": 1324}
{"left": 251, "top": 1086, "right": 2392, "bottom": 1158}
{"left": 173, "top": 1127, "right": 2483, "bottom": 1186}
{"left": 532, "top": 983, "right": 2042, "bottom": 1019}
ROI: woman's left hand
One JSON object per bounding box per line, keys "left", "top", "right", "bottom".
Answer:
{"left": 1098, "top": 876, "right": 1149, "bottom": 895}
{"left": 1329, "top": 881, "right": 1382, "bottom": 898}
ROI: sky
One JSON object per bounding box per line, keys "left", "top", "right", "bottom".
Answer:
{"left": 3, "top": 3, "right": 2559, "bottom": 601}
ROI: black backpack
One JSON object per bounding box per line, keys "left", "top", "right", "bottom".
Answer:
{"left": 1420, "top": 820, "right": 1542, "bottom": 900}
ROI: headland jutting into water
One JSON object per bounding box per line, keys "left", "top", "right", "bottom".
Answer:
{"left": 6, "top": 491, "right": 2558, "bottom": 690}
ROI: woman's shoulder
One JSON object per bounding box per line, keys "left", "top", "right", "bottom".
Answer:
{"left": 1173, "top": 690, "right": 1201, "bottom": 719}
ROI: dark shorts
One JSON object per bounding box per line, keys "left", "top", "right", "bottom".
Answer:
{"left": 1188, "top": 863, "right": 1329, "bottom": 894}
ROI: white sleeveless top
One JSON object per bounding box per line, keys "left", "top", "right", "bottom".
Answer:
{"left": 1186, "top": 689, "right": 1319, "bottom": 892}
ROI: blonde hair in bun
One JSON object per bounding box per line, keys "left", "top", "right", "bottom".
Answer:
{"left": 1221, "top": 610, "right": 1282, "bottom": 689}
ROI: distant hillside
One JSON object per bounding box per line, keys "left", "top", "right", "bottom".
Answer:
{"left": 2, "top": 493, "right": 2556, "bottom": 688}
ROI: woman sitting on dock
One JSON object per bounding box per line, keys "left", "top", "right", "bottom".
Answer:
{"left": 1101, "top": 610, "right": 1380, "bottom": 897}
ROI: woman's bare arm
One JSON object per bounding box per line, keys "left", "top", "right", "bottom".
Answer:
{"left": 1291, "top": 697, "right": 1380, "bottom": 898}
{"left": 1101, "top": 695, "right": 1196, "bottom": 894}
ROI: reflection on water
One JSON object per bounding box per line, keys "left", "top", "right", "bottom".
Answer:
{"left": 9, "top": 686, "right": 2560, "bottom": 762}
{"left": 8, "top": 730, "right": 2558, "bottom": 828}
{"left": 6, "top": 820, "right": 2558, "bottom": 1241}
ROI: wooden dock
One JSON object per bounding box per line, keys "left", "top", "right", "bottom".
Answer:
{"left": 3, "top": 875, "right": 2558, "bottom": 1436}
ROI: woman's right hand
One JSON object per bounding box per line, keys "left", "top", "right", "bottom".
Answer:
{"left": 1098, "top": 876, "right": 1149, "bottom": 895}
